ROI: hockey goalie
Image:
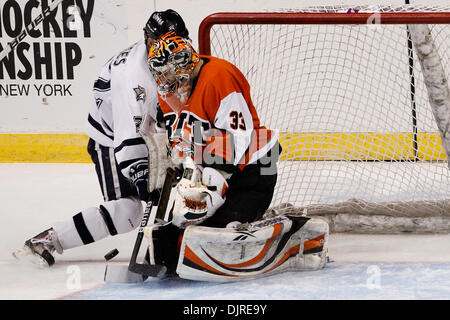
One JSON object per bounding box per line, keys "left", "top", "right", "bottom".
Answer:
{"left": 137, "top": 31, "right": 329, "bottom": 282}
{"left": 143, "top": 156, "right": 329, "bottom": 282}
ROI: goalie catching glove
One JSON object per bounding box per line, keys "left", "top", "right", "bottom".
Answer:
{"left": 172, "top": 158, "right": 228, "bottom": 228}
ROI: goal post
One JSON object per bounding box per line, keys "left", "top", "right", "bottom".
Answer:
{"left": 198, "top": 6, "right": 450, "bottom": 233}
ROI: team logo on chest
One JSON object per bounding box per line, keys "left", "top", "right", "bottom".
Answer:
{"left": 133, "top": 85, "right": 146, "bottom": 102}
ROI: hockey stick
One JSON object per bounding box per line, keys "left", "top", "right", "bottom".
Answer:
{"left": 105, "top": 167, "right": 179, "bottom": 282}
{"left": 128, "top": 168, "right": 178, "bottom": 276}
{"left": 0, "top": 0, "right": 65, "bottom": 62}
{"left": 127, "top": 198, "right": 166, "bottom": 277}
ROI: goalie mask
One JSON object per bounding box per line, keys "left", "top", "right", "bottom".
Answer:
{"left": 147, "top": 32, "right": 200, "bottom": 112}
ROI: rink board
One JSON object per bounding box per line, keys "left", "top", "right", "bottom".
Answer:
{"left": 0, "top": 132, "right": 446, "bottom": 162}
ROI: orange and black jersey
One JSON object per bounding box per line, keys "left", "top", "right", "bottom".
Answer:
{"left": 158, "top": 55, "right": 281, "bottom": 172}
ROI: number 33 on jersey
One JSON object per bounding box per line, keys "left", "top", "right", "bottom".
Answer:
{"left": 158, "top": 56, "right": 281, "bottom": 170}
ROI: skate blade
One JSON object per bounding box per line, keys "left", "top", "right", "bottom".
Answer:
{"left": 12, "top": 246, "right": 51, "bottom": 268}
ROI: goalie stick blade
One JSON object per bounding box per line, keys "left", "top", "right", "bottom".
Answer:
{"left": 128, "top": 263, "right": 167, "bottom": 278}
{"left": 104, "top": 264, "right": 148, "bottom": 283}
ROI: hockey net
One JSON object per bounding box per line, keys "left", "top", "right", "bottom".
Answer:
{"left": 198, "top": 5, "right": 450, "bottom": 233}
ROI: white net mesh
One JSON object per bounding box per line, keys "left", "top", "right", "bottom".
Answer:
{"left": 202, "top": 5, "right": 450, "bottom": 233}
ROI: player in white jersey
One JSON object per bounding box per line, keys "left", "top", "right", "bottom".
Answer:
{"left": 13, "top": 10, "right": 189, "bottom": 267}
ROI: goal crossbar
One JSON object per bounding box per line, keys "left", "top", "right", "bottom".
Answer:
{"left": 199, "top": 12, "right": 450, "bottom": 54}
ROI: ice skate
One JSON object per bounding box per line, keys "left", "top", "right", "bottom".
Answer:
{"left": 13, "top": 228, "right": 63, "bottom": 267}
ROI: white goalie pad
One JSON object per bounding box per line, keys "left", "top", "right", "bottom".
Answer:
{"left": 139, "top": 114, "right": 173, "bottom": 192}
{"left": 175, "top": 215, "right": 329, "bottom": 282}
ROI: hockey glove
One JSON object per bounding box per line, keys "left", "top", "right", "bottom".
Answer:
{"left": 129, "top": 160, "right": 160, "bottom": 202}
{"left": 171, "top": 159, "right": 227, "bottom": 229}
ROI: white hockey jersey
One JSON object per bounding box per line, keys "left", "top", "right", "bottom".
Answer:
{"left": 85, "top": 40, "right": 159, "bottom": 179}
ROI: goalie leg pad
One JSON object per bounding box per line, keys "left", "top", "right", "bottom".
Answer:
{"left": 287, "top": 216, "right": 329, "bottom": 271}
{"left": 175, "top": 215, "right": 329, "bottom": 282}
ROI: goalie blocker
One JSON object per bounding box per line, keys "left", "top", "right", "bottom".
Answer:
{"left": 144, "top": 214, "right": 329, "bottom": 281}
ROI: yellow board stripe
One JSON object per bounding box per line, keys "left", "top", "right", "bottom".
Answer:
{"left": 417, "top": 133, "right": 448, "bottom": 161}
{"left": 0, "top": 134, "right": 91, "bottom": 163}
{"left": 0, "top": 133, "right": 446, "bottom": 163}
{"left": 279, "top": 132, "right": 447, "bottom": 161}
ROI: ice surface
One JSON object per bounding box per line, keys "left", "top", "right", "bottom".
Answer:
{"left": 1, "top": 164, "right": 450, "bottom": 300}
{"left": 69, "top": 262, "right": 450, "bottom": 300}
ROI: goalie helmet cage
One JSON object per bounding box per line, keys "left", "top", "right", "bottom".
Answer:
{"left": 198, "top": 5, "right": 450, "bottom": 233}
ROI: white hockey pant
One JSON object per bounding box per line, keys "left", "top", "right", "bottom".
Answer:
{"left": 53, "top": 196, "right": 143, "bottom": 250}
